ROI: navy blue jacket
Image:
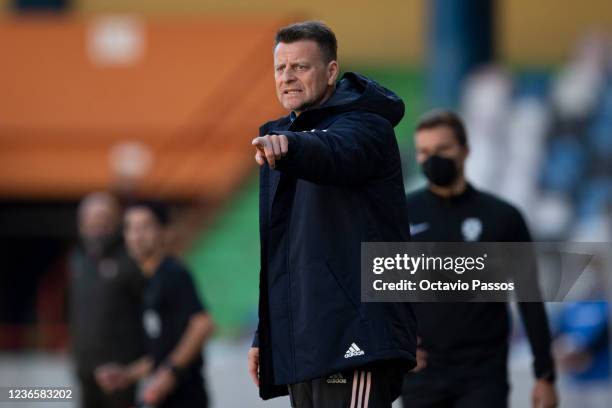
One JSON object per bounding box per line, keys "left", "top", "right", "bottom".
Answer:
{"left": 255, "top": 72, "right": 416, "bottom": 399}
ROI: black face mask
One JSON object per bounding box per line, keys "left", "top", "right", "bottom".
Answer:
{"left": 421, "top": 155, "right": 459, "bottom": 187}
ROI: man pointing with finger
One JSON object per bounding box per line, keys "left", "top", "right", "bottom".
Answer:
{"left": 249, "top": 21, "right": 417, "bottom": 408}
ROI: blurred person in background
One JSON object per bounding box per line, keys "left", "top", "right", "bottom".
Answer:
{"left": 248, "top": 20, "right": 416, "bottom": 407}
{"left": 401, "top": 111, "right": 558, "bottom": 408}
{"left": 552, "top": 237, "right": 611, "bottom": 408}
{"left": 554, "top": 301, "right": 610, "bottom": 408}
{"left": 96, "top": 201, "right": 214, "bottom": 408}
{"left": 69, "top": 192, "right": 145, "bottom": 408}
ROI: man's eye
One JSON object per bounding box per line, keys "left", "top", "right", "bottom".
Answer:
{"left": 297, "top": 65, "right": 307, "bottom": 70}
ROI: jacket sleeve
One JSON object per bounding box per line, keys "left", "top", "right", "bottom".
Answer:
{"left": 271, "top": 112, "right": 396, "bottom": 186}
{"left": 509, "top": 208, "right": 556, "bottom": 381}
{"left": 518, "top": 302, "right": 556, "bottom": 381}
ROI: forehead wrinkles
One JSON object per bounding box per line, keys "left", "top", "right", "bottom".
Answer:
{"left": 274, "top": 41, "right": 323, "bottom": 65}
{"left": 274, "top": 53, "right": 308, "bottom": 67}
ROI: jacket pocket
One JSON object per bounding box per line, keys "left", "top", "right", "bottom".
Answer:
{"left": 325, "top": 261, "right": 360, "bottom": 312}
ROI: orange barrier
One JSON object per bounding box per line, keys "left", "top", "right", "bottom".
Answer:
{"left": 0, "top": 16, "right": 285, "bottom": 200}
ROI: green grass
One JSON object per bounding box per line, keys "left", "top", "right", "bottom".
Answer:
{"left": 185, "top": 178, "right": 261, "bottom": 337}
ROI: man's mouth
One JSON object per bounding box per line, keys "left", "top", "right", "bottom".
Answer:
{"left": 283, "top": 90, "right": 302, "bottom": 95}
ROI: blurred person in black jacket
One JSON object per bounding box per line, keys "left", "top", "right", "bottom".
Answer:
{"left": 95, "top": 201, "right": 214, "bottom": 408}
{"left": 401, "top": 111, "right": 558, "bottom": 408}
{"left": 69, "top": 192, "right": 145, "bottom": 408}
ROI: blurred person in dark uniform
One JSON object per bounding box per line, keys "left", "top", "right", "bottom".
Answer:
{"left": 401, "top": 111, "right": 558, "bottom": 408}
{"left": 69, "top": 192, "right": 145, "bottom": 408}
{"left": 95, "top": 201, "right": 214, "bottom": 408}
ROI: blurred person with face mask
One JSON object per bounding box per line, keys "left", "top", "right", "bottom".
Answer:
{"left": 95, "top": 201, "right": 214, "bottom": 408}
{"left": 401, "top": 111, "right": 558, "bottom": 408}
{"left": 69, "top": 192, "right": 145, "bottom": 408}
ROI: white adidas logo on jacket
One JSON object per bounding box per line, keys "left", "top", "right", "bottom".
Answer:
{"left": 344, "top": 342, "right": 365, "bottom": 358}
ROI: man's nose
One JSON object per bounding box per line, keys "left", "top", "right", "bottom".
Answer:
{"left": 280, "top": 68, "right": 296, "bottom": 83}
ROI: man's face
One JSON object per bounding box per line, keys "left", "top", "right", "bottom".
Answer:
{"left": 415, "top": 126, "right": 468, "bottom": 168}
{"left": 274, "top": 40, "right": 338, "bottom": 112}
{"left": 124, "top": 207, "right": 163, "bottom": 262}
{"left": 79, "top": 202, "right": 118, "bottom": 242}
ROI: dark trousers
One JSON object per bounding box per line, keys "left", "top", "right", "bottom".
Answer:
{"left": 152, "top": 373, "right": 208, "bottom": 408}
{"left": 77, "top": 370, "right": 136, "bottom": 408}
{"left": 288, "top": 361, "right": 404, "bottom": 408}
{"left": 156, "top": 383, "right": 208, "bottom": 408}
{"left": 401, "top": 351, "right": 509, "bottom": 408}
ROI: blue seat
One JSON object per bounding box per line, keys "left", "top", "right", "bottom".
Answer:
{"left": 541, "top": 136, "right": 587, "bottom": 194}
{"left": 587, "top": 118, "right": 612, "bottom": 159}
{"left": 577, "top": 177, "right": 612, "bottom": 219}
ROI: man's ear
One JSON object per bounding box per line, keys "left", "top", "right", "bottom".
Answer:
{"left": 327, "top": 60, "right": 339, "bottom": 86}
